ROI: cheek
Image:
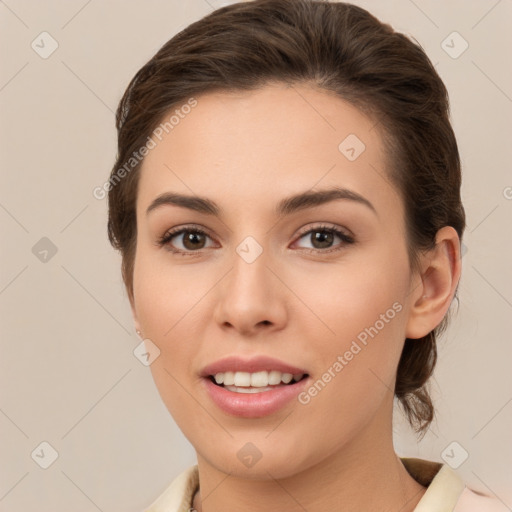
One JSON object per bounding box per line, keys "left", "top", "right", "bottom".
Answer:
{"left": 289, "top": 247, "right": 409, "bottom": 409}
{"left": 291, "top": 246, "right": 410, "bottom": 348}
{"left": 133, "top": 247, "right": 211, "bottom": 336}
{"left": 132, "top": 250, "right": 219, "bottom": 416}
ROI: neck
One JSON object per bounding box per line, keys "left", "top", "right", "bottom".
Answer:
{"left": 192, "top": 398, "right": 426, "bottom": 512}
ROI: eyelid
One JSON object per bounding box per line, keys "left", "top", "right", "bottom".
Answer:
{"left": 294, "top": 222, "right": 354, "bottom": 240}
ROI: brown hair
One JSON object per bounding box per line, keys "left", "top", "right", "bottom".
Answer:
{"left": 107, "top": 0, "right": 465, "bottom": 435}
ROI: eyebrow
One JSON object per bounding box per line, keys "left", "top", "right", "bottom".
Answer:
{"left": 145, "top": 186, "right": 377, "bottom": 218}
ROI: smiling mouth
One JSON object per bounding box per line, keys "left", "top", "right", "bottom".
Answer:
{"left": 209, "top": 370, "right": 309, "bottom": 393}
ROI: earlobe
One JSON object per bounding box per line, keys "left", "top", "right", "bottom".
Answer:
{"left": 405, "top": 226, "right": 462, "bottom": 340}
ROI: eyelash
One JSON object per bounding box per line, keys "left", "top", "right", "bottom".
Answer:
{"left": 156, "top": 223, "right": 355, "bottom": 256}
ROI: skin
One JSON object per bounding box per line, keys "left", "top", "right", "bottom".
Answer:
{"left": 129, "top": 82, "right": 461, "bottom": 512}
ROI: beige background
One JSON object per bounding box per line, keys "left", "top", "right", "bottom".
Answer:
{"left": 0, "top": 0, "right": 511, "bottom": 510}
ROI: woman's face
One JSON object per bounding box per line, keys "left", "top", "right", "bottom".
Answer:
{"left": 131, "top": 83, "right": 423, "bottom": 478}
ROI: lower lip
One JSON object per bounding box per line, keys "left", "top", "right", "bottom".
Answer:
{"left": 202, "top": 377, "right": 309, "bottom": 418}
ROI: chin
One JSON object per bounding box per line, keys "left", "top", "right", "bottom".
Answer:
{"left": 194, "top": 430, "right": 332, "bottom": 481}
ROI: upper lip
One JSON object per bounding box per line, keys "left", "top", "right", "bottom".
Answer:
{"left": 200, "top": 355, "right": 308, "bottom": 377}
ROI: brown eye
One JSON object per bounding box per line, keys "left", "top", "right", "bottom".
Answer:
{"left": 310, "top": 230, "right": 335, "bottom": 249}
{"left": 182, "top": 230, "right": 207, "bottom": 250}
{"left": 295, "top": 225, "right": 354, "bottom": 252}
{"left": 158, "top": 227, "right": 214, "bottom": 254}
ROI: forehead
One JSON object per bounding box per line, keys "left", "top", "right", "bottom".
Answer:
{"left": 137, "top": 83, "right": 400, "bottom": 217}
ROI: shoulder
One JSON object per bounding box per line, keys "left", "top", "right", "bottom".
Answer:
{"left": 400, "top": 458, "right": 508, "bottom": 512}
{"left": 454, "top": 487, "right": 510, "bottom": 512}
{"left": 143, "top": 465, "right": 199, "bottom": 512}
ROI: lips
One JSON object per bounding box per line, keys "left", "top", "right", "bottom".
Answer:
{"left": 200, "top": 355, "right": 308, "bottom": 377}
{"left": 200, "top": 355, "right": 310, "bottom": 418}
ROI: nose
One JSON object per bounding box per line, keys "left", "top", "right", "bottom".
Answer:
{"left": 212, "top": 245, "right": 288, "bottom": 337}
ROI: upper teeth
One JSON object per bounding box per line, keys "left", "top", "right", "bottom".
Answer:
{"left": 213, "top": 371, "right": 304, "bottom": 387}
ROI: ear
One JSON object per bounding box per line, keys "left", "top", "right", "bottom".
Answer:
{"left": 405, "top": 226, "right": 462, "bottom": 339}
{"left": 129, "top": 291, "right": 142, "bottom": 337}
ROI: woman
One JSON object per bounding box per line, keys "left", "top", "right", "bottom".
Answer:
{"left": 106, "top": 0, "right": 506, "bottom": 510}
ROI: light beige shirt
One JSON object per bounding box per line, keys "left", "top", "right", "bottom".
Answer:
{"left": 144, "top": 458, "right": 508, "bottom": 511}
